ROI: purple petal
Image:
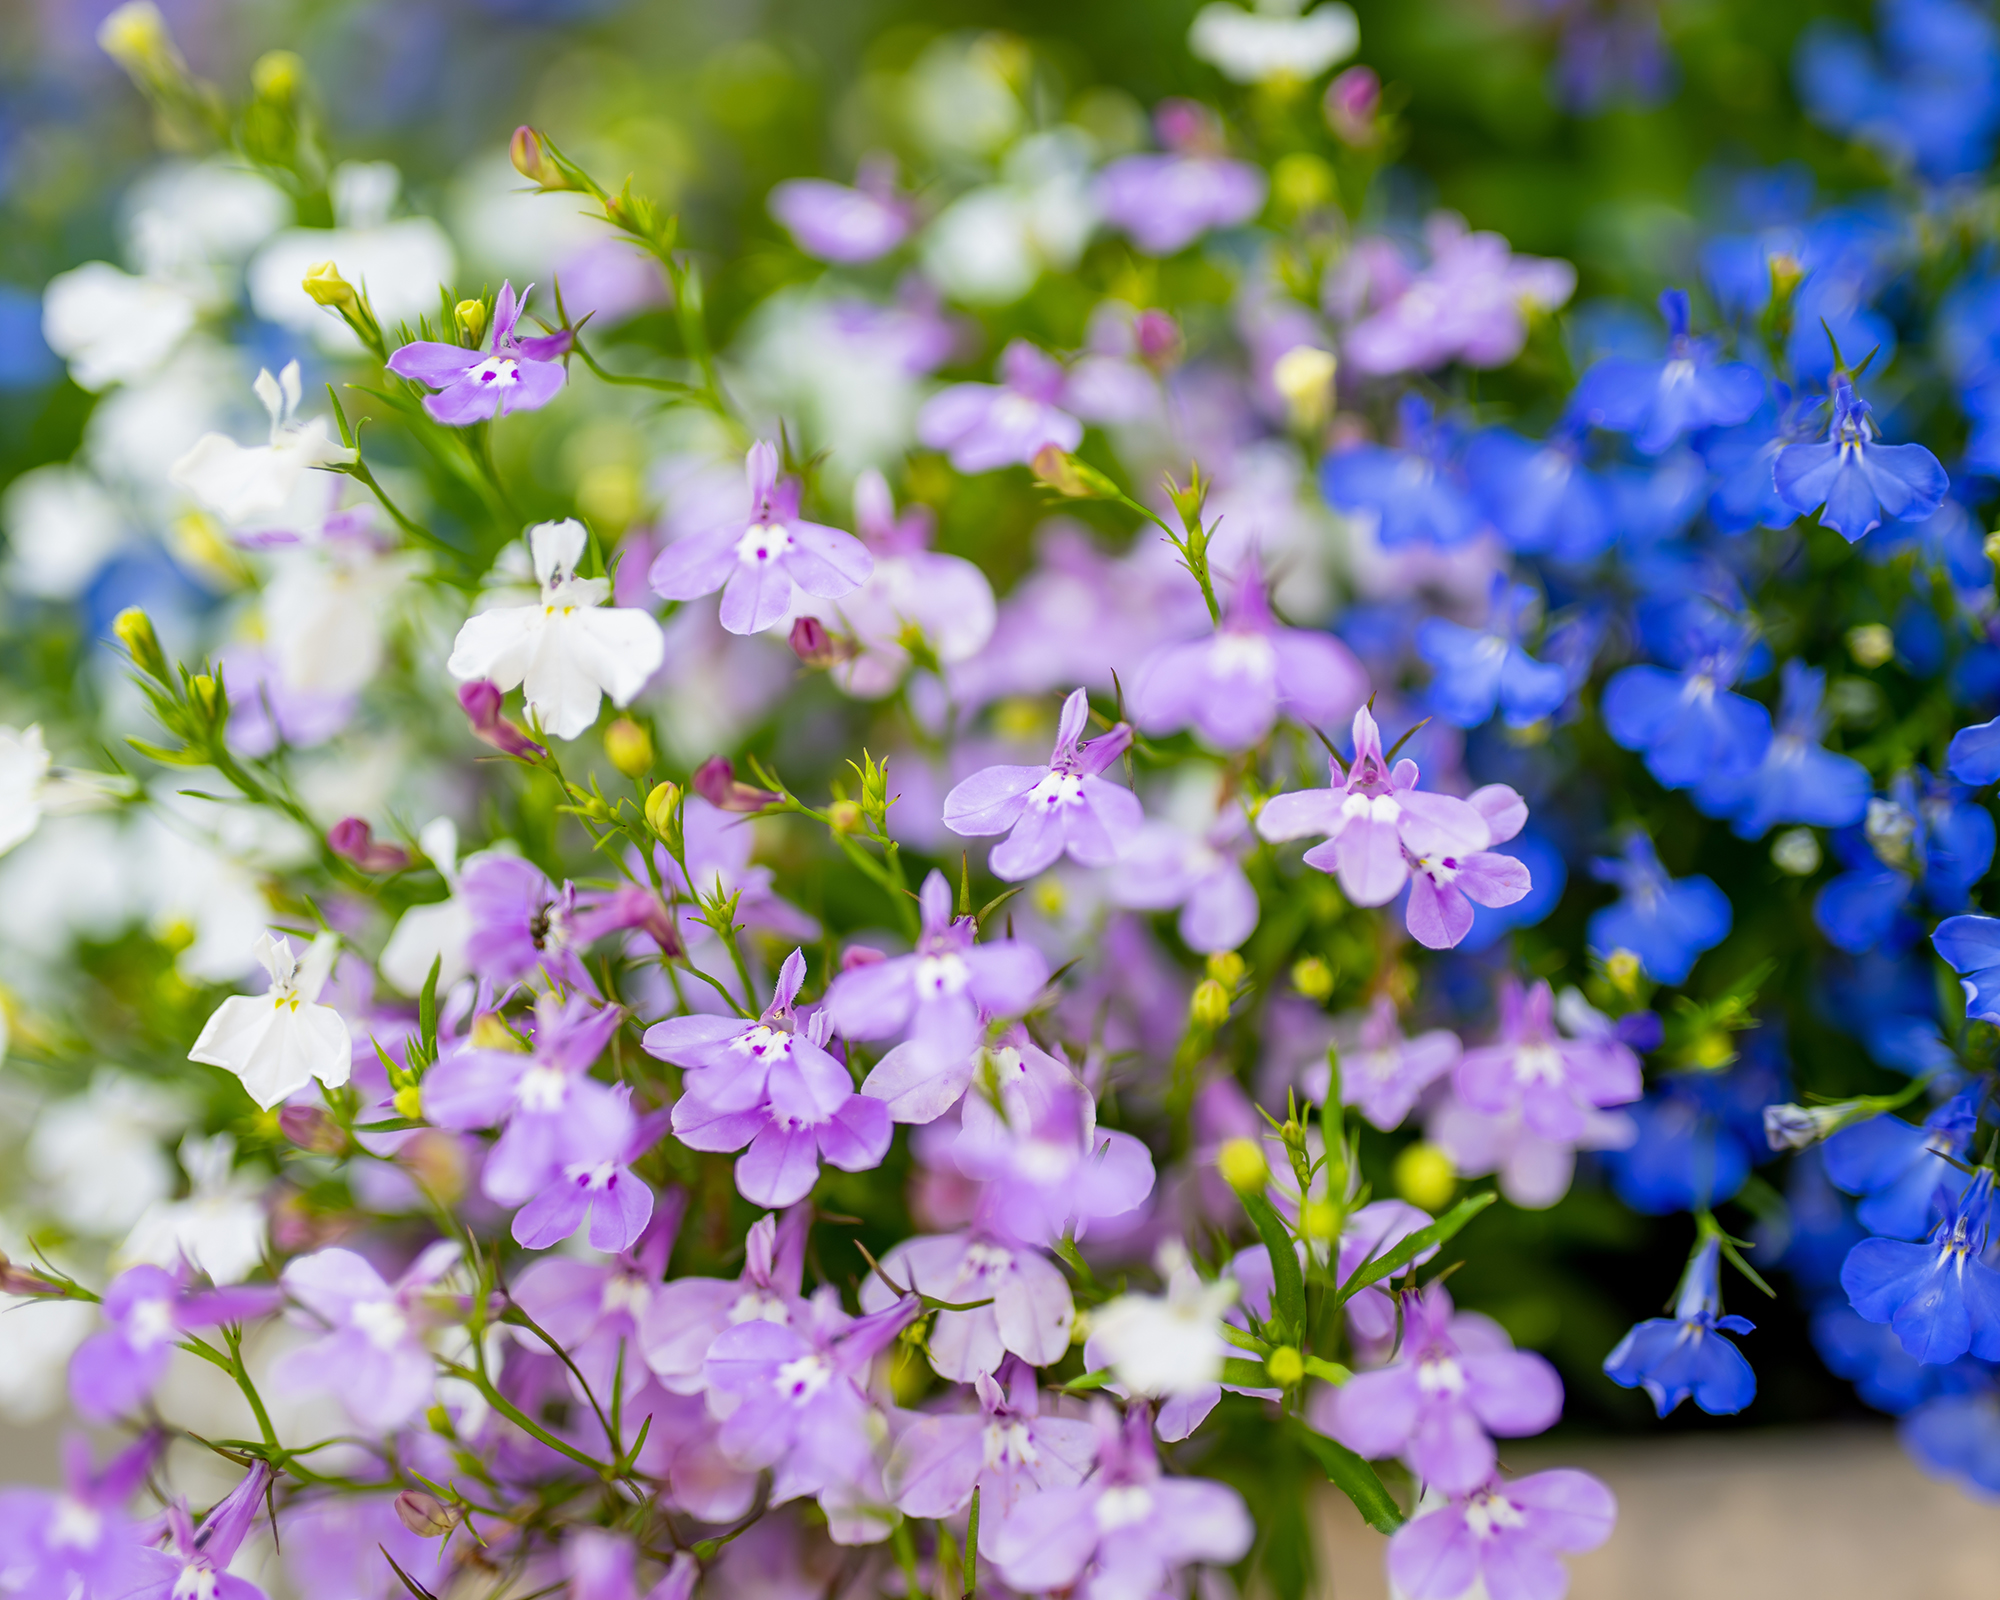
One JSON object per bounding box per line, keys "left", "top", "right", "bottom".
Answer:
{"left": 942, "top": 765, "right": 1046, "bottom": 837}
{"left": 386, "top": 341, "right": 481, "bottom": 386}
{"left": 736, "top": 1123, "right": 822, "bottom": 1207}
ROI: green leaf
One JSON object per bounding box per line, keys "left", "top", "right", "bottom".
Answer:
{"left": 1239, "top": 1188, "right": 1306, "bottom": 1341}
{"left": 417, "top": 955, "right": 441, "bottom": 1058}
{"left": 1221, "top": 1356, "right": 1276, "bottom": 1389}
{"left": 1291, "top": 1419, "right": 1405, "bottom": 1533}
{"left": 1059, "top": 1367, "right": 1114, "bottom": 1394}
{"left": 1335, "top": 1191, "right": 1497, "bottom": 1305}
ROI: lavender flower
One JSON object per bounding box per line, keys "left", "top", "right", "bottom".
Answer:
{"left": 1387, "top": 1469, "right": 1617, "bottom": 1600}
{"left": 888, "top": 1358, "right": 1097, "bottom": 1525}
{"left": 510, "top": 1085, "right": 664, "bottom": 1253}
{"left": 511, "top": 1202, "right": 682, "bottom": 1397}
{"left": 650, "top": 441, "right": 873, "bottom": 635}
{"left": 1453, "top": 979, "right": 1644, "bottom": 1143}
{"left": 1095, "top": 101, "right": 1267, "bottom": 256}
{"left": 273, "top": 1242, "right": 460, "bottom": 1432}
{"left": 69, "top": 1266, "right": 278, "bottom": 1422}
{"left": 943, "top": 689, "right": 1142, "bottom": 879}
{"left": 1108, "top": 805, "right": 1260, "bottom": 955}
{"left": 916, "top": 341, "right": 1083, "bottom": 473}
{"left": 984, "top": 1402, "right": 1253, "bottom": 1598}
{"left": 1131, "top": 567, "right": 1369, "bottom": 750}
{"left": 1313, "top": 1284, "right": 1563, "bottom": 1493}
{"left": 639, "top": 1207, "right": 807, "bottom": 1393}
{"left": 857, "top": 1228, "right": 1073, "bottom": 1380}
{"left": 767, "top": 160, "right": 913, "bottom": 263}
{"left": 0, "top": 1433, "right": 156, "bottom": 1600}
{"left": 125, "top": 1462, "right": 274, "bottom": 1600}
{"left": 386, "top": 281, "right": 570, "bottom": 424}
{"left": 460, "top": 854, "right": 589, "bottom": 989}
{"left": 1256, "top": 705, "right": 1530, "bottom": 948}
{"left": 1310, "top": 994, "right": 1461, "bottom": 1131}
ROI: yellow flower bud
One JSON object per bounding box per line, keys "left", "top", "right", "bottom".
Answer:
{"left": 97, "top": 2, "right": 181, "bottom": 84}
{"left": 469, "top": 1013, "right": 522, "bottom": 1051}
{"left": 1272, "top": 152, "right": 1334, "bottom": 214}
{"left": 1031, "top": 445, "right": 1101, "bottom": 498}
{"left": 113, "top": 606, "right": 168, "bottom": 682}
{"left": 392, "top": 1084, "right": 423, "bottom": 1120}
{"left": 301, "top": 261, "right": 359, "bottom": 313}
{"left": 1766, "top": 251, "right": 1804, "bottom": 303}
{"left": 1272, "top": 345, "right": 1337, "bottom": 433}
{"left": 1300, "top": 1198, "right": 1338, "bottom": 1241}
{"left": 187, "top": 673, "right": 221, "bottom": 718}
{"left": 455, "top": 298, "right": 489, "bottom": 347}
{"left": 1217, "top": 1136, "right": 1268, "bottom": 1194}
{"left": 828, "top": 799, "right": 865, "bottom": 833}
{"left": 1265, "top": 1345, "right": 1306, "bottom": 1385}
{"left": 1604, "top": 948, "right": 1644, "bottom": 995}
{"left": 644, "top": 780, "right": 681, "bottom": 838}
{"left": 1190, "top": 977, "right": 1232, "bottom": 1029}
{"left": 1206, "top": 950, "right": 1247, "bottom": 989}
{"left": 1846, "top": 623, "right": 1894, "bottom": 669}
{"left": 603, "top": 716, "right": 653, "bottom": 778}
{"left": 510, "top": 126, "right": 578, "bottom": 191}
{"left": 1688, "top": 1030, "right": 1735, "bottom": 1071}
{"left": 252, "top": 49, "right": 303, "bottom": 101}
{"left": 1291, "top": 955, "right": 1334, "bottom": 1003}
{"left": 1394, "top": 1143, "right": 1457, "bottom": 1212}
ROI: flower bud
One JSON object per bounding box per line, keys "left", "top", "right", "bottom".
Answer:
{"left": 1265, "top": 1345, "right": 1306, "bottom": 1385}
{"left": 1272, "top": 345, "right": 1337, "bottom": 433}
{"left": 0, "top": 1254, "right": 63, "bottom": 1297}
{"left": 1846, "top": 622, "right": 1894, "bottom": 669}
{"left": 251, "top": 49, "right": 303, "bottom": 102}
{"left": 1291, "top": 955, "right": 1334, "bottom": 1002}
{"left": 1190, "top": 977, "right": 1232, "bottom": 1029}
{"left": 1771, "top": 826, "right": 1821, "bottom": 876}
{"left": 828, "top": 798, "right": 864, "bottom": 833}
{"left": 394, "top": 1490, "right": 456, "bottom": 1538}
{"left": 187, "top": 673, "right": 221, "bottom": 719}
{"left": 469, "top": 1013, "right": 521, "bottom": 1051}
{"left": 1133, "top": 309, "right": 1183, "bottom": 368}
{"left": 455, "top": 298, "right": 488, "bottom": 347}
{"left": 328, "top": 817, "right": 413, "bottom": 874}
{"left": 278, "top": 1105, "right": 346, "bottom": 1155}
{"left": 789, "top": 615, "right": 846, "bottom": 669}
{"left": 1394, "top": 1142, "right": 1457, "bottom": 1211}
{"left": 1300, "top": 1198, "right": 1338, "bottom": 1240}
{"left": 458, "top": 680, "right": 545, "bottom": 758}
{"left": 692, "top": 755, "right": 780, "bottom": 814}
{"left": 1763, "top": 1102, "right": 1841, "bottom": 1152}
{"left": 97, "top": 2, "right": 183, "bottom": 88}
{"left": 1766, "top": 250, "right": 1805, "bottom": 305}
{"left": 113, "top": 606, "right": 169, "bottom": 683}
{"left": 1217, "top": 1136, "right": 1268, "bottom": 1193}
{"left": 644, "top": 780, "right": 681, "bottom": 838}
{"left": 1985, "top": 527, "right": 2000, "bottom": 570}
{"left": 603, "top": 717, "right": 653, "bottom": 778}
{"left": 841, "top": 944, "right": 888, "bottom": 973}
{"left": 1323, "top": 65, "right": 1381, "bottom": 146}
{"left": 392, "top": 1084, "right": 423, "bottom": 1121}
{"left": 1205, "top": 950, "right": 1247, "bottom": 989}
{"left": 510, "top": 126, "right": 577, "bottom": 191}
{"left": 301, "top": 261, "right": 359, "bottom": 313}
{"left": 1031, "top": 445, "right": 1115, "bottom": 499}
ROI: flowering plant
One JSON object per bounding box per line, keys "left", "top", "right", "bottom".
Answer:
{"left": 9, "top": 0, "right": 2000, "bottom": 1595}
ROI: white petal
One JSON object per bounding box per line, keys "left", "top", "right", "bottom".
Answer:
{"left": 447, "top": 605, "right": 543, "bottom": 689}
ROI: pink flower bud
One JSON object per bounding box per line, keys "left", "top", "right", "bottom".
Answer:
{"left": 394, "top": 1490, "right": 457, "bottom": 1537}
{"left": 1154, "top": 97, "right": 1220, "bottom": 157}
{"left": 691, "top": 755, "right": 780, "bottom": 814}
{"left": 458, "top": 680, "right": 545, "bottom": 758}
{"left": 278, "top": 1105, "right": 347, "bottom": 1155}
{"left": 1324, "top": 67, "right": 1381, "bottom": 147}
{"left": 841, "top": 943, "right": 888, "bottom": 972}
{"left": 1133, "top": 309, "right": 1183, "bottom": 368}
{"left": 328, "top": 817, "right": 412, "bottom": 874}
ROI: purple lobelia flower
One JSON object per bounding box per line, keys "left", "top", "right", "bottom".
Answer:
{"left": 385, "top": 281, "right": 569, "bottom": 425}
{"left": 1256, "top": 704, "right": 1530, "bottom": 948}
{"left": 767, "top": 157, "right": 913, "bottom": 263}
{"left": 916, "top": 340, "right": 1084, "bottom": 473}
{"left": 858, "top": 1227, "right": 1073, "bottom": 1380}
{"left": 984, "top": 1401, "right": 1253, "bottom": 1598}
{"left": 0, "top": 1432, "right": 158, "bottom": 1600}
{"left": 888, "top": 1357, "right": 1098, "bottom": 1527}
{"left": 1315, "top": 1284, "right": 1563, "bottom": 1494}
{"left": 824, "top": 871, "right": 1050, "bottom": 1067}
{"left": 509, "top": 1083, "right": 666, "bottom": 1253}
{"left": 1453, "top": 978, "right": 1643, "bottom": 1144}
{"left": 511, "top": 1199, "right": 682, "bottom": 1398}
{"left": 273, "top": 1241, "right": 461, "bottom": 1432}
{"left": 1108, "top": 803, "right": 1260, "bottom": 954}
{"left": 1094, "top": 100, "right": 1268, "bottom": 256}
{"left": 69, "top": 1266, "right": 279, "bottom": 1423}
{"left": 422, "top": 993, "right": 627, "bottom": 1207}
{"left": 1308, "top": 993, "right": 1461, "bottom": 1132}
{"left": 1603, "top": 1235, "right": 1756, "bottom": 1417}
{"left": 1387, "top": 1468, "right": 1617, "bottom": 1600}
{"left": 1843, "top": 1168, "right": 2000, "bottom": 1365}
{"left": 1774, "top": 372, "right": 1950, "bottom": 541}
{"left": 943, "top": 689, "right": 1142, "bottom": 880}
{"left": 1571, "top": 289, "right": 1765, "bottom": 454}
{"left": 650, "top": 441, "right": 873, "bottom": 635}
{"left": 126, "top": 1461, "right": 274, "bottom": 1600}
{"left": 460, "top": 853, "right": 590, "bottom": 990}
{"left": 1132, "top": 566, "right": 1369, "bottom": 750}
{"left": 703, "top": 1294, "right": 918, "bottom": 1506}
{"left": 640, "top": 1207, "right": 808, "bottom": 1393}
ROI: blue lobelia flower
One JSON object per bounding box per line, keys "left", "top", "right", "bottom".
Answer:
{"left": 1603, "top": 1046, "right": 1784, "bottom": 1215}
{"left": 1824, "top": 1092, "right": 1980, "bottom": 1240}
{"left": 1586, "top": 832, "right": 1732, "bottom": 985}
{"left": 1415, "top": 577, "right": 1570, "bottom": 730}
{"left": 1692, "top": 660, "right": 1871, "bottom": 840}
{"left": 1814, "top": 772, "right": 1996, "bottom": 953}
{"left": 1899, "top": 1389, "right": 2000, "bottom": 1497}
{"left": 1812, "top": 1302, "right": 1991, "bottom": 1415}
{"left": 1820, "top": 949, "right": 1957, "bottom": 1076}
{"left": 1697, "top": 393, "right": 1815, "bottom": 534}
{"left": 1863, "top": 492, "right": 1992, "bottom": 592}
{"left": 1933, "top": 914, "right": 2000, "bottom": 1023}
{"left": 1603, "top": 1236, "right": 1757, "bottom": 1416}
{"left": 1773, "top": 374, "right": 1949, "bottom": 542}
{"left": 1778, "top": 1147, "right": 1869, "bottom": 1296}
{"left": 1570, "top": 288, "right": 1765, "bottom": 455}
{"left": 1842, "top": 1167, "right": 2000, "bottom": 1365}
{"left": 1601, "top": 599, "right": 1772, "bottom": 791}
{"left": 1946, "top": 715, "right": 2000, "bottom": 787}
{"left": 1459, "top": 421, "right": 1614, "bottom": 560}
{"left": 1321, "top": 393, "right": 1482, "bottom": 548}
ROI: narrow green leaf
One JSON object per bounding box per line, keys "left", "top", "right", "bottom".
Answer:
{"left": 418, "top": 955, "right": 442, "bottom": 1058}
{"left": 1335, "top": 1191, "right": 1497, "bottom": 1305}
{"left": 1239, "top": 1188, "right": 1306, "bottom": 1341}
{"left": 1059, "top": 1367, "right": 1114, "bottom": 1393}
{"left": 1291, "top": 1419, "right": 1405, "bottom": 1533}
{"left": 1220, "top": 1356, "right": 1276, "bottom": 1389}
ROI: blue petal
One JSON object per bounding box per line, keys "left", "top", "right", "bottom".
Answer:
{"left": 1496, "top": 647, "right": 1570, "bottom": 726}
{"left": 1947, "top": 718, "right": 2000, "bottom": 786}
{"left": 1813, "top": 866, "right": 1912, "bottom": 953}
{"left": 1601, "top": 665, "right": 1685, "bottom": 751}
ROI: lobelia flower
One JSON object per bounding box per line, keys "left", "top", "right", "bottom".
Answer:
{"left": 1310, "top": 993, "right": 1461, "bottom": 1132}
{"left": 1773, "top": 373, "right": 1949, "bottom": 541}
{"left": 647, "top": 950, "right": 893, "bottom": 1207}
{"left": 1570, "top": 288, "right": 1765, "bottom": 454}
{"left": 650, "top": 440, "right": 873, "bottom": 635}
{"left": 1314, "top": 1283, "right": 1563, "bottom": 1493}
{"left": 188, "top": 931, "right": 353, "bottom": 1110}
{"left": 1842, "top": 1169, "right": 2000, "bottom": 1365}
{"left": 511, "top": 1199, "right": 683, "bottom": 1400}
{"left": 0, "top": 722, "right": 129, "bottom": 856}
{"left": 1094, "top": 100, "right": 1268, "bottom": 256}
{"left": 114, "top": 1133, "right": 268, "bottom": 1287}
{"left": 1454, "top": 979, "right": 1644, "bottom": 1145}
{"left": 1416, "top": 577, "right": 1570, "bottom": 730}
{"left": 447, "top": 519, "right": 665, "bottom": 741}
{"left": 1824, "top": 1092, "right": 1979, "bottom": 1240}
{"left": 1936, "top": 914, "right": 2000, "bottom": 1025}
{"left": 1131, "top": 566, "right": 1369, "bottom": 750}
{"left": 41, "top": 260, "right": 199, "bottom": 390}
{"left": 1815, "top": 772, "right": 1996, "bottom": 953}
{"left": 1692, "top": 659, "right": 1871, "bottom": 839}
{"left": 943, "top": 689, "right": 1142, "bottom": 879}
{"left": 1387, "top": 1469, "right": 1617, "bottom": 1600}
{"left": 273, "top": 1241, "right": 461, "bottom": 1432}
{"left": 170, "top": 359, "right": 358, "bottom": 529}
{"left": 1460, "top": 421, "right": 1614, "bottom": 562}
{"left": 858, "top": 1227, "right": 1073, "bottom": 1381}
{"left": 825, "top": 871, "right": 1052, "bottom": 1089}
{"left": 767, "top": 158, "right": 913, "bottom": 263}
{"left": 461, "top": 853, "right": 588, "bottom": 989}
{"left": 1322, "top": 393, "right": 1484, "bottom": 548}
{"left": 69, "top": 1266, "right": 279, "bottom": 1422}
{"left": 1585, "top": 831, "right": 1732, "bottom": 986}
{"left": 888, "top": 1357, "right": 1097, "bottom": 1527}
{"left": 1601, "top": 600, "right": 1771, "bottom": 791}
{"left": 1088, "top": 1243, "right": 1238, "bottom": 1398}
{"left": 985, "top": 1401, "right": 1253, "bottom": 1597}
{"left": 125, "top": 1461, "right": 273, "bottom": 1600}
{"left": 1107, "top": 804, "right": 1260, "bottom": 955}
{"left": 640, "top": 1207, "right": 807, "bottom": 1395}
{"left": 1603, "top": 1236, "right": 1756, "bottom": 1417}
{"left": 385, "top": 280, "right": 570, "bottom": 423}
{"left": 509, "top": 1084, "right": 665, "bottom": 1253}
{"left": 1256, "top": 704, "right": 1530, "bottom": 949}
{"left": 916, "top": 340, "right": 1084, "bottom": 473}
{"left": 0, "top": 1432, "right": 157, "bottom": 1599}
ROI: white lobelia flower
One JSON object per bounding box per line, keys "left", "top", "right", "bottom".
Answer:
{"left": 260, "top": 528, "right": 415, "bottom": 696}
{"left": 188, "top": 931, "right": 353, "bottom": 1110}
{"left": 115, "top": 1133, "right": 268, "bottom": 1286}
{"left": 1, "top": 465, "right": 130, "bottom": 600}
{"left": 379, "top": 817, "right": 475, "bottom": 995}
{"left": 0, "top": 725, "right": 133, "bottom": 857}
{"left": 40, "top": 261, "right": 201, "bottom": 391}
{"left": 447, "top": 519, "right": 666, "bottom": 741}
{"left": 1188, "top": 0, "right": 1359, "bottom": 84}
{"left": 27, "top": 1071, "right": 188, "bottom": 1236}
{"left": 169, "top": 360, "right": 357, "bottom": 528}
{"left": 1087, "top": 1241, "right": 1239, "bottom": 1397}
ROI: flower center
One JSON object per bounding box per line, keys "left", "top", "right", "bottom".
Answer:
{"left": 732, "top": 1024, "right": 791, "bottom": 1063}
{"left": 128, "top": 1295, "right": 178, "bottom": 1351}
{"left": 729, "top": 1290, "right": 791, "bottom": 1325}
{"left": 1463, "top": 1489, "right": 1527, "bottom": 1539}
{"left": 471, "top": 357, "right": 521, "bottom": 388}
{"left": 774, "top": 1352, "right": 832, "bottom": 1405}
{"left": 351, "top": 1297, "right": 409, "bottom": 1351}
{"left": 48, "top": 1497, "right": 103, "bottom": 1551}
{"left": 984, "top": 1419, "right": 1040, "bottom": 1469}
{"left": 517, "top": 1064, "right": 571, "bottom": 1114}
{"left": 736, "top": 522, "right": 794, "bottom": 567}
{"left": 914, "top": 952, "right": 972, "bottom": 999}
{"left": 601, "top": 1273, "right": 651, "bottom": 1319}
{"left": 171, "top": 1567, "right": 220, "bottom": 1600}
{"left": 1417, "top": 1356, "right": 1466, "bottom": 1396}
{"left": 1512, "top": 1042, "right": 1566, "bottom": 1085}
{"left": 961, "top": 1242, "right": 1015, "bottom": 1280}
{"left": 1027, "top": 771, "right": 1087, "bottom": 812}
{"left": 1209, "top": 631, "right": 1278, "bottom": 684}
{"left": 566, "top": 1160, "right": 621, "bottom": 1192}
{"left": 1094, "top": 1484, "right": 1156, "bottom": 1531}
